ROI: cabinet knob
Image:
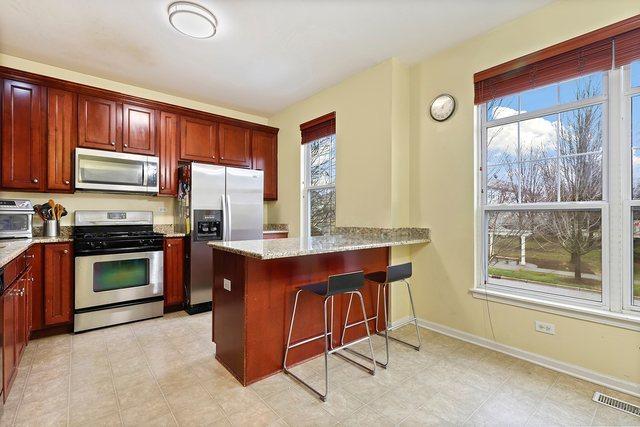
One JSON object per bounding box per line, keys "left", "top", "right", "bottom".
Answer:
{"left": 111, "top": 141, "right": 116, "bottom": 146}
{"left": 64, "top": 180, "right": 70, "bottom": 185}
{"left": 33, "top": 178, "right": 39, "bottom": 183}
{"left": 167, "top": 244, "right": 172, "bottom": 247}
{"left": 63, "top": 249, "right": 69, "bottom": 254}
{"left": 161, "top": 186, "right": 165, "bottom": 190}
{"left": 124, "top": 144, "right": 128, "bottom": 148}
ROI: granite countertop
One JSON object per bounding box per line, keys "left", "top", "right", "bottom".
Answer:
{"left": 207, "top": 230, "right": 430, "bottom": 260}
{"left": 0, "top": 236, "right": 73, "bottom": 268}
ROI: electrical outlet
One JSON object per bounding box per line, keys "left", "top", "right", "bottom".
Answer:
{"left": 223, "top": 278, "right": 231, "bottom": 291}
{"left": 158, "top": 207, "right": 168, "bottom": 214}
{"left": 535, "top": 320, "right": 555, "bottom": 335}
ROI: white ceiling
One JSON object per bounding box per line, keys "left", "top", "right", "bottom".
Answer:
{"left": 0, "top": 0, "right": 549, "bottom": 116}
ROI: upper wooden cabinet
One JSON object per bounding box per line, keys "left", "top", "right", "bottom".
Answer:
{"left": 251, "top": 130, "right": 278, "bottom": 200}
{"left": 180, "top": 116, "right": 218, "bottom": 163}
{"left": 78, "top": 95, "right": 119, "bottom": 151}
{"left": 159, "top": 112, "right": 179, "bottom": 196}
{"left": 219, "top": 123, "right": 251, "bottom": 168}
{"left": 1, "top": 79, "right": 45, "bottom": 191}
{"left": 47, "top": 89, "right": 76, "bottom": 192}
{"left": 123, "top": 103, "right": 156, "bottom": 155}
{"left": 43, "top": 243, "right": 73, "bottom": 326}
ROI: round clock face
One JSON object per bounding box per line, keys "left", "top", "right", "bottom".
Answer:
{"left": 430, "top": 94, "right": 456, "bottom": 122}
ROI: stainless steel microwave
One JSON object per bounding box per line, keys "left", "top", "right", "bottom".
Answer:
{"left": 75, "top": 148, "right": 159, "bottom": 194}
{"left": 0, "top": 199, "right": 33, "bottom": 239}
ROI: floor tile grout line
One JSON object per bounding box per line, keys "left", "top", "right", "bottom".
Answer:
{"left": 132, "top": 325, "right": 181, "bottom": 426}
{"left": 9, "top": 341, "right": 37, "bottom": 427}
{"left": 66, "top": 338, "right": 72, "bottom": 427}
{"left": 104, "top": 325, "right": 130, "bottom": 426}
{"left": 524, "top": 374, "right": 561, "bottom": 425}
{"left": 193, "top": 359, "right": 233, "bottom": 426}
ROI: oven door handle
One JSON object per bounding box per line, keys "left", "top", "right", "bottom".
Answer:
{"left": 142, "top": 161, "right": 149, "bottom": 187}
{"left": 226, "top": 195, "right": 232, "bottom": 242}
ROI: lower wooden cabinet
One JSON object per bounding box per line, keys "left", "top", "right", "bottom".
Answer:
{"left": 164, "top": 238, "right": 185, "bottom": 309}
{"left": 2, "top": 269, "right": 29, "bottom": 403}
{"left": 43, "top": 243, "right": 73, "bottom": 326}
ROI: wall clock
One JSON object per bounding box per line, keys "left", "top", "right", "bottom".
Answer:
{"left": 429, "top": 94, "right": 456, "bottom": 122}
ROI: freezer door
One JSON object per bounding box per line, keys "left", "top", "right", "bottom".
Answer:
{"left": 226, "top": 168, "right": 263, "bottom": 241}
{"left": 191, "top": 163, "right": 225, "bottom": 211}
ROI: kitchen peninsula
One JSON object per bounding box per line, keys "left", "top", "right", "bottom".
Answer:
{"left": 208, "top": 229, "right": 430, "bottom": 385}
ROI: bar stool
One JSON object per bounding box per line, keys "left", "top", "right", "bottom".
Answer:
{"left": 283, "top": 271, "right": 376, "bottom": 402}
{"left": 341, "top": 262, "right": 421, "bottom": 368}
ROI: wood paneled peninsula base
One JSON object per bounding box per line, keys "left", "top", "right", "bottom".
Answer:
{"left": 208, "top": 231, "right": 429, "bottom": 386}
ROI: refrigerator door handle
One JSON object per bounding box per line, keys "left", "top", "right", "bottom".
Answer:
{"left": 221, "top": 194, "right": 228, "bottom": 241}
{"left": 226, "top": 195, "right": 232, "bottom": 241}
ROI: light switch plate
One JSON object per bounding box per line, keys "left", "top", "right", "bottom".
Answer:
{"left": 223, "top": 278, "right": 231, "bottom": 291}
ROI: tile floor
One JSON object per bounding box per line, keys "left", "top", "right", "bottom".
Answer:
{"left": 0, "top": 311, "right": 638, "bottom": 426}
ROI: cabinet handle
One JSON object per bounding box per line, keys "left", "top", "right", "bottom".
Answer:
{"left": 64, "top": 180, "right": 70, "bottom": 185}
{"left": 32, "top": 178, "right": 39, "bottom": 183}
{"left": 63, "top": 249, "right": 69, "bottom": 254}
{"left": 25, "top": 254, "right": 34, "bottom": 259}
{"left": 111, "top": 141, "right": 116, "bottom": 146}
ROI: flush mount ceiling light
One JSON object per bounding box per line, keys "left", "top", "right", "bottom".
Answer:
{"left": 168, "top": 1, "right": 217, "bottom": 39}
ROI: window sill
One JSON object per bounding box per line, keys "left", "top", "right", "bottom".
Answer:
{"left": 470, "top": 287, "right": 640, "bottom": 332}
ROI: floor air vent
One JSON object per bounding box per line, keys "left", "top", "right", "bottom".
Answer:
{"left": 593, "top": 392, "right": 640, "bottom": 417}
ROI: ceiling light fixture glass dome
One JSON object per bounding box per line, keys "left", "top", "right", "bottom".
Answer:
{"left": 168, "top": 1, "right": 217, "bottom": 39}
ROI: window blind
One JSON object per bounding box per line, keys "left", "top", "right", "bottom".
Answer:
{"left": 474, "top": 14, "right": 640, "bottom": 105}
{"left": 300, "top": 112, "right": 335, "bottom": 144}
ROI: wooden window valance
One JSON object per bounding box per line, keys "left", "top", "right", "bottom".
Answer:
{"left": 300, "top": 112, "right": 335, "bottom": 144}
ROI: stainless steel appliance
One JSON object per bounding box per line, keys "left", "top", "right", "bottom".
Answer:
{"left": 73, "top": 210, "right": 164, "bottom": 332}
{"left": 177, "top": 163, "right": 263, "bottom": 313}
{"left": 0, "top": 199, "right": 33, "bottom": 239}
{"left": 75, "top": 148, "right": 159, "bottom": 194}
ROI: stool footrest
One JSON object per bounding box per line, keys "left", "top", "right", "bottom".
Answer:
{"left": 342, "top": 315, "right": 378, "bottom": 330}
{"left": 387, "top": 318, "right": 418, "bottom": 331}
{"left": 287, "top": 332, "right": 333, "bottom": 350}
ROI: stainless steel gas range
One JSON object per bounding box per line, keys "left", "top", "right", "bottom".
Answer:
{"left": 73, "top": 210, "right": 164, "bottom": 332}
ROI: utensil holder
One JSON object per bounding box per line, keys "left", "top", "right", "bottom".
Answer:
{"left": 43, "top": 220, "right": 60, "bottom": 238}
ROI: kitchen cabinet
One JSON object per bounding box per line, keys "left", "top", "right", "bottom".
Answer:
{"left": 123, "top": 103, "right": 156, "bottom": 155}
{"left": 164, "top": 238, "right": 185, "bottom": 309}
{"left": 47, "top": 89, "right": 76, "bottom": 192}
{"left": 78, "top": 94, "right": 119, "bottom": 151}
{"left": 219, "top": 123, "right": 251, "bottom": 168}
{"left": 43, "top": 243, "right": 73, "bottom": 326}
{"left": 159, "top": 112, "right": 179, "bottom": 196}
{"left": 180, "top": 116, "right": 218, "bottom": 163}
{"left": 251, "top": 130, "right": 278, "bottom": 200}
{"left": 1, "top": 79, "right": 46, "bottom": 191}
{"left": 26, "top": 244, "right": 44, "bottom": 333}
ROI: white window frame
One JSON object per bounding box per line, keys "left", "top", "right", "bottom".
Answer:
{"left": 473, "top": 70, "right": 640, "bottom": 329}
{"left": 302, "top": 135, "right": 336, "bottom": 237}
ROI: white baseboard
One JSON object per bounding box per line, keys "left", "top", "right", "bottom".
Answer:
{"left": 389, "top": 316, "right": 640, "bottom": 398}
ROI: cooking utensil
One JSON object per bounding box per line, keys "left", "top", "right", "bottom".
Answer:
{"left": 40, "top": 204, "right": 52, "bottom": 220}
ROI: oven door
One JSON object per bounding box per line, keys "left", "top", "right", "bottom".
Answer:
{"left": 75, "top": 250, "right": 163, "bottom": 310}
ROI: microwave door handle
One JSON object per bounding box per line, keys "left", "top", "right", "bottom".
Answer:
{"left": 142, "top": 161, "right": 149, "bottom": 187}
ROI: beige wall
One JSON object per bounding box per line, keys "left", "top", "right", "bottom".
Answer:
{"left": 0, "top": 54, "right": 269, "bottom": 226}
{"left": 409, "top": 0, "right": 640, "bottom": 385}
{"left": 266, "top": 0, "right": 640, "bottom": 386}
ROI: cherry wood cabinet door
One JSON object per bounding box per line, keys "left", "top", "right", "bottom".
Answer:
{"left": 43, "top": 243, "right": 73, "bottom": 326}
{"left": 47, "top": 89, "right": 76, "bottom": 192}
{"left": 1, "top": 79, "right": 45, "bottom": 191}
{"left": 159, "top": 112, "right": 179, "bottom": 196}
{"left": 219, "top": 123, "right": 251, "bottom": 168}
{"left": 15, "top": 274, "right": 26, "bottom": 361}
{"left": 123, "top": 103, "right": 156, "bottom": 155}
{"left": 179, "top": 116, "right": 218, "bottom": 163}
{"left": 2, "top": 284, "right": 16, "bottom": 402}
{"left": 164, "top": 238, "right": 185, "bottom": 308}
{"left": 26, "top": 245, "right": 44, "bottom": 332}
{"left": 251, "top": 130, "right": 278, "bottom": 200}
{"left": 78, "top": 95, "right": 119, "bottom": 151}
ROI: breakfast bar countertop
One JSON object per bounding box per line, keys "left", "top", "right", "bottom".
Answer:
{"left": 208, "top": 228, "right": 430, "bottom": 260}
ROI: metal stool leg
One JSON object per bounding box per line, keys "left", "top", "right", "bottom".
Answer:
{"left": 384, "top": 280, "right": 421, "bottom": 351}
{"left": 343, "top": 283, "right": 388, "bottom": 368}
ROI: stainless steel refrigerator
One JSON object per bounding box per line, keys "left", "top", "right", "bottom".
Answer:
{"left": 177, "top": 163, "right": 263, "bottom": 314}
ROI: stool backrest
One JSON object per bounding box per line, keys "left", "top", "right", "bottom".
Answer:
{"left": 386, "top": 262, "right": 412, "bottom": 283}
{"left": 326, "top": 271, "right": 364, "bottom": 296}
